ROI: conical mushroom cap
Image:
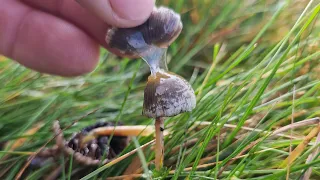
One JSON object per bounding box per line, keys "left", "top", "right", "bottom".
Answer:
{"left": 143, "top": 70, "right": 196, "bottom": 118}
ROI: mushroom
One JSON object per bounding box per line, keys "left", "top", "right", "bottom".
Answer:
{"left": 143, "top": 70, "right": 196, "bottom": 169}
{"left": 105, "top": 6, "right": 182, "bottom": 73}
{"left": 143, "top": 70, "right": 196, "bottom": 118}
{"left": 106, "top": 6, "right": 196, "bottom": 170}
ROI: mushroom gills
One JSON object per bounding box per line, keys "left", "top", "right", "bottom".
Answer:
{"left": 105, "top": 6, "right": 182, "bottom": 73}
{"left": 105, "top": 6, "right": 182, "bottom": 52}
{"left": 106, "top": 6, "right": 196, "bottom": 118}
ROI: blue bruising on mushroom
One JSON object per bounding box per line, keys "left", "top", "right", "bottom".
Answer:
{"left": 105, "top": 7, "right": 181, "bottom": 75}
{"left": 105, "top": 6, "right": 196, "bottom": 118}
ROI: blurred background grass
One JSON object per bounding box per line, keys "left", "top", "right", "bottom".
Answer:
{"left": 0, "top": 0, "right": 320, "bottom": 179}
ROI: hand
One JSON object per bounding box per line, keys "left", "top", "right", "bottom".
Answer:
{"left": 0, "top": 0, "right": 155, "bottom": 76}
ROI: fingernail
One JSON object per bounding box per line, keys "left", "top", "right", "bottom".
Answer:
{"left": 76, "top": 0, "right": 155, "bottom": 28}
{"left": 109, "top": 0, "right": 154, "bottom": 21}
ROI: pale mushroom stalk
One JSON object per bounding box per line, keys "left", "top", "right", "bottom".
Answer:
{"left": 155, "top": 117, "right": 164, "bottom": 169}
{"left": 105, "top": 7, "right": 196, "bottom": 170}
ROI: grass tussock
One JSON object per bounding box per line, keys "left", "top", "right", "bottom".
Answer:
{"left": 0, "top": 0, "right": 320, "bottom": 179}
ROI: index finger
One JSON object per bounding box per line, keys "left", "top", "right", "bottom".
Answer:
{"left": 22, "top": 0, "right": 155, "bottom": 48}
{"left": 22, "top": 0, "right": 110, "bottom": 48}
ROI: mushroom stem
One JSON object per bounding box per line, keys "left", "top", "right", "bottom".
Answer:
{"left": 155, "top": 117, "right": 164, "bottom": 170}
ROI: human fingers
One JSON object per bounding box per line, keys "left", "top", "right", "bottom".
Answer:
{"left": 22, "top": 0, "right": 155, "bottom": 49}
{"left": 76, "top": 0, "right": 155, "bottom": 28}
{"left": 0, "top": 0, "right": 100, "bottom": 76}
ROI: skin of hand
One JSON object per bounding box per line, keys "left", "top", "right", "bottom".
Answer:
{"left": 0, "top": 0, "right": 155, "bottom": 76}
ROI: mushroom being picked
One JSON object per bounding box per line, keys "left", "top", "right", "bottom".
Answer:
{"left": 106, "top": 7, "right": 196, "bottom": 170}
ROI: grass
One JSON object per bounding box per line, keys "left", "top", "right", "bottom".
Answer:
{"left": 1, "top": 0, "right": 320, "bottom": 179}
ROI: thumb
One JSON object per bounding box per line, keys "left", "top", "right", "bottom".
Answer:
{"left": 76, "top": 0, "right": 155, "bottom": 28}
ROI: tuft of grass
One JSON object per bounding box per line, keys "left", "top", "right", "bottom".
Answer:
{"left": 0, "top": 0, "right": 320, "bottom": 179}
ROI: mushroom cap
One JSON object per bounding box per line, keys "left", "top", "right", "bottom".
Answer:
{"left": 143, "top": 70, "right": 196, "bottom": 118}
{"left": 105, "top": 6, "right": 183, "bottom": 56}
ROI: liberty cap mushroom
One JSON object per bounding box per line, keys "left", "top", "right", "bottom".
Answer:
{"left": 143, "top": 70, "right": 196, "bottom": 118}
{"left": 105, "top": 6, "right": 196, "bottom": 170}
{"left": 105, "top": 6, "right": 183, "bottom": 55}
